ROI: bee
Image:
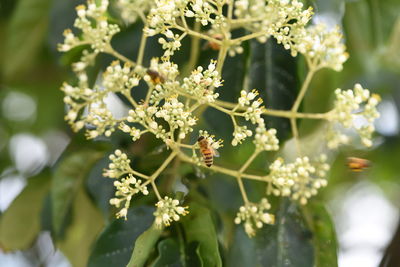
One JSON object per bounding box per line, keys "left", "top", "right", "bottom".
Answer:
{"left": 347, "top": 157, "right": 371, "bottom": 172}
{"left": 203, "top": 34, "right": 223, "bottom": 51}
{"left": 197, "top": 136, "right": 219, "bottom": 167}
{"left": 146, "top": 69, "right": 166, "bottom": 84}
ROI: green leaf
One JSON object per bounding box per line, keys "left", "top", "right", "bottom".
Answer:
{"left": 86, "top": 156, "right": 115, "bottom": 219}
{"left": 228, "top": 199, "right": 314, "bottom": 267}
{"left": 0, "top": 170, "right": 50, "bottom": 251}
{"left": 51, "top": 148, "right": 105, "bottom": 237}
{"left": 127, "top": 224, "right": 163, "bottom": 267}
{"left": 227, "top": 226, "right": 257, "bottom": 267}
{"left": 58, "top": 188, "right": 104, "bottom": 267}
{"left": 88, "top": 206, "right": 155, "bottom": 267}
{"left": 151, "top": 238, "right": 183, "bottom": 267}
{"left": 181, "top": 202, "right": 222, "bottom": 267}
{"left": 248, "top": 38, "right": 298, "bottom": 140}
{"left": 2, "top": 0, "right": 52, "bottom": 81}
{"left": 302, "top": 202, "right": 338, "bottom": 267}
{"left": 255, "top": 199, "right": 314, "bottom": 267}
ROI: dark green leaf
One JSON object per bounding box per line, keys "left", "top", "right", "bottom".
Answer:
{"left": 58, "top": 188, "right": 104, "bottom": 267}
{"left": 227, "top": 226, "right": 257, "bottom": 267}
{"left": 51, "top": 148, "right": 105, "bottom": 236}
{"left": 2, "top": 0, "right": 52, "bottom": 81}
{"left": 248, "top": 38, "right": 298, "bottom": 140}
{"left": 0, "top": 170, "right": 50, "bottom": 251}
{"left": 127, "top": 224, "right": 163, "bottom": 267}
{"left": 254, "top": 199, "right": 314, "bottom": 267}
{"left": 202, "top": 41, "right": 248, "bottom": 141}
{"left": 302, "top": 201, "right": 338, "bottom": 267}
{"left": 151, "top": 238, "right": 183, "bottom": 267}
{"left": 88, "top": 206, "right": 155, "bottom": 267}
{"left": 228, "top": 199, "right": 314, "bottom": 267}
{"left": 181, "top": 202, "right": 222, "bottom": 267}
{"left": 86, "top": 156, "right": 115, "bottom": 218}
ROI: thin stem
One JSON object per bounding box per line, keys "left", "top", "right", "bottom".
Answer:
{"left": 214, "top": 99, "right": 329, "bottom": 119}
{"left": 227, "top": 0, "right": 234, "bottom": 21}
{"left": 175, "top": 25, "right": 222, "bottom": 44}
{"left": 137, "top": 31, "right": 147, "bottom": 66}
{"left": 216, "top": 43, "right": 228, "bottom": 74}
{"left": 106, "top": 46, "right": 135, "bottom": 65}
{"left": 123, "top": 92, "right": 138, "bottom": 107}
{"left": 151, "top": 181, "right": 162, "bottom": 200}
{"left": 128, "top": 168, "right": 150, "bottom": 180}
{"left": 182, "top": 22, "right": 201, "bottom": 77}
{"left": 236, "top": 176, "right": 249, "bottom": 203}
{"left": 290, "top": 68, "right": 317, "bottom": 154}
{"left": 291, "top": 69, "right": 316, "bottom": 113}
{"left": 150, "top": 152, "right": 177, "bottom": 180}
{"left": 239, "top": 150, "right": 260, "bottom": 173}
{"left": 175, "top": 147, "right": 268, "bottom": 182}
{"left": 290, "top": 118, "right": 301, "bottom": 153}
{"left": 231, "top": 31, "right": 268, "bottom": 44}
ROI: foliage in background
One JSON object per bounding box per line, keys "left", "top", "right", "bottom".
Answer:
{"left": 0, "top": 0, "right": 400, "bottom": 267}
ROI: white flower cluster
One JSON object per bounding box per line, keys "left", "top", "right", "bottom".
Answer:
{"left": 83, "top": 102, "right": 120, "bottom": 139}
{"left": 72, "top": 50, "right": 98, "bottom": 87}
{"left": 235, "top": 0, "right": 313, "bottom": 43}
{"left": 235, "top": 90, "right": 279, "bottom": 150}
{"left": 147, "top": 58, "right": 180, "bottom": 105}
{"left": 115, "top": 0, "right": 153, "bottom": 24}
{"left": 146, "top": 0, "right": 188, "bottom": 35}
{"left": 328, "top": 84, "right": 381, "bottom": 148}
{"left": 110, "top": 174, "right": 149, "bottom": 219}
{"left": 127, "top": 104, "right": 169, "bottom": 140}
{"left": 181, "top": 61, "right": 222, "bottom": 104}
{"left": 154, "top": 196, "right": 189, "bottom": 227}
{"left": 186, "top": 0, "right": 225, "bottom": 26}
{"left": 234, "top": 198, "right": 275, "bottom": 237}
{"left": 127, "top": 96, "right": 198, "bottom": 141}
{"left": 268, "top": 154, "right": 329, "bottom": 205}
{"left": 58, "top": 0, "right": 120, "bottom": 53}
{"left": 146, "top": 0, "right": 225, "bottom": 56}
{"left": 61, "top": 82, "right": 120, "bottom": 138}
{"left": 232, "top": 125, "right": 252, "bottom": 146}
{"left": 103, "top": 149, "right": 132, "bottom": 178}
{"left": 145, "top": 0, "right": 188, "bottom": 57}
{"left": 292, "top": 24, "right": 349, "bottom": 71}
{"left": 103, "top": 61, "right": 140, "bottom": 95}
{"left": 155, "top": 97, "right": 198, "bottom": 139}
{"left": 119, "top": 122, "right": 143, "bottom": 141}
{"left": 103, "top": 150, "right": 149, "bottom": 219}
{"left": 253, "top": 125, "right": 279, "bottom": 151}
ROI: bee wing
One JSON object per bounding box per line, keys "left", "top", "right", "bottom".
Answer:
{"left": 212, "top": 148, "right": 220, "bottom": 157}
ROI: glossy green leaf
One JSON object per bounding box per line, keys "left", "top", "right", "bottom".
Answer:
{"left": 127, "top": 224, "right": 163, "bottom": 267}
{"left": 248, "top": 38, "right": 298, "bottom": 140}
{"left": 255, "top": 200, "right": 314, "bottom": 267}
{"left": 227, "top": 226, "right": 257, "bottom": 267}
{"left": 302, "top": 201, "right": 338, "bottom": 267}
{"left": 2, "top": 0, "right": 52, "bottom": 81}
{"left": 51, "top": 148, "right": 105, "bottom": 236}
{"left": 58, "top": 188, "right": 104, "bottom": 267}
{"left": 88, "top": 206, "right": 155, "bottom": 267}
{"left": 0, "top": 171, "right": 50, "bottom": 251}
{"left": 228, "top": 199, "right": 314, "bottom": 267}
{"left": 181, "top": 202, "right": 222, "bottom": 267}
{"left": 86, "top": 156, "right": 115, "bottom": 219}
{"left": 151, "top": 238, "right": 183, "bottom": 267}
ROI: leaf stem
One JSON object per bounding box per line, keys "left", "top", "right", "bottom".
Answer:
{"left": 137, "top": 31, "right": 148, "bottom": 66}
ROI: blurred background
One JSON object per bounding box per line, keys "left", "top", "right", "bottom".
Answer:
{"left": 1, "top": 0, "right": 400, "bottom": 266}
